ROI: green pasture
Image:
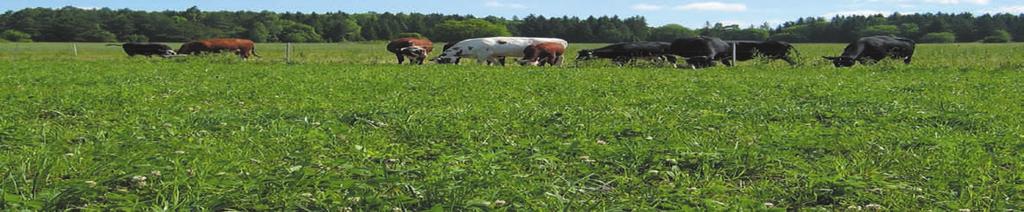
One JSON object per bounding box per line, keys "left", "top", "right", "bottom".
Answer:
{"left": 0, "top": 42, "right": 1022, "bottom": 210}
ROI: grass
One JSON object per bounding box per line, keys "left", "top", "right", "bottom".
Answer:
{"left": 0, "top": 42, "right": 1023, "bottom": 210}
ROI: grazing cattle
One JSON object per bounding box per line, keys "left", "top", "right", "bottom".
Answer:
{"left": 670, "top": 37, "right": 800, "bottom": 68}
{"left": 670, "top": 36, "right": 732, "bottom": 68}
{"left": 108, "top": 43, "right": 176, "bottom": 57}
{"left": 519, "top": 42, "right": 566, "bottom": 66}
{"left": 823, "top": 36, "right": 916, "bottom": 67}
{"left": 436, "top": 37, "right": 568, "bottom": 66}
{"left": 177, "top": 38, "right": 260, "bottom": 59}
{"left": 730, "top": 40, "right": 799, "bottom": 65}
{"left": 576, "top": 42, "right": 677, "bottom": 66}
{"left": 387, "top": 38, "right": 434, "bottom": 64}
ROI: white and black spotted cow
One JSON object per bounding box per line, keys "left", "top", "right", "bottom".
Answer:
{"left": 435, "top": 37, "right": 568, "bottom": 66}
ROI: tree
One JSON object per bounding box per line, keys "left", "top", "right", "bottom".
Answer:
{"left": 982, "top": 30, "right": 1012, "bottom": 43}
{"left": 123, "top": 34, "right": 149, "bottom": 42}
{"left": 277, "top": 20, "right": 322, "bottom": 42}
{"left": 919, "top": 32, "right": 956, "bottom": 43}
{"left": 648, "top": 24, "right": 695, "bottom": 42}
{"left": 859, "top": 25, "right": 900, "bottom": 37}
{"left": 0, "top": 30, "right": 32, "bottom": 42}
{"left": 76, "top": 26, "right": 117, "bottom": 42}
{"left": 434, "top": 19, "right": 511, "bottom": 42}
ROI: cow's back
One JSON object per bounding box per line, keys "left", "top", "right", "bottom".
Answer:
{"left": 202, "top": 38, "right": 255, "bottom": 49}
{"left": 388, "top": 38, "right": 434, "bottom": 53}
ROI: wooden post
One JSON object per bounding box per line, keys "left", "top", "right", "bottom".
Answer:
{"left": 73, "top": 43, "right": 79, "bottom": 57}
{"left": 286, "top": 43, "right": 292, "bottom": 63}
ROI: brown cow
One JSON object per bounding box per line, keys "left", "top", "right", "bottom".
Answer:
{"left": 177, "top": 38, "right": 259, "bottom": 59}
{"left": 387, "top": 38, "right": 434, "bottom": 64}
{"left": 519, "top": 42, "right": 566, "bottom": 66}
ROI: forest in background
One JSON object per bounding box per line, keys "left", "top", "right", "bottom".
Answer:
{"left": 1, "top": 6, "right": 1022, "bottom": 43}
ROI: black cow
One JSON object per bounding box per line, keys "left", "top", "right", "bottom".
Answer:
{"left": 730, "top": 40, "right": 799, "bottom": 65}
{"left": 670, "top": 37, "right": 801, "bottom": 68}
{"left": 109, "top": 43, "right": 176, "bottom": 57}
{"left": 577, "top": 42, "right": 678, "bottom": 66}
{"left": 669, "top": 36, "right": 731, "bottom": 68}
{"left": 823, "top": 36, "right": 916, "bottom": 67}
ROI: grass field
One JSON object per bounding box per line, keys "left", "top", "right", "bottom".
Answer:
{"left": 1, "top": 42, "right": 1023, "bottom": 210}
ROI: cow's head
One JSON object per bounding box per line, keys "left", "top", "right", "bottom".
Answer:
{"left": 177, "top": 42, "right": 203, "bottom": 55}
{"left": 400, "top": 46, "right": 427, "bottom": 58}
{"left": 435, "top": 46, "right": 465, "bottom": 64}
{"left": 161, "top": 49, "right": 178, "bottom": 58}
{"left": 518, "top": 58, "right": 540, "bottom": 66}
{"left": 685, "top": 56, "right": 716, "bottom": 69}
{"left": 823, "top": 56, "right": 856, "bottom": 67}
{"left": 576, "top": 50, "right": 596, "bottom": 61}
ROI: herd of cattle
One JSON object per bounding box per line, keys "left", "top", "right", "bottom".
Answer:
{"left": 111, "top": 35, "right": 917, "bottom": 68}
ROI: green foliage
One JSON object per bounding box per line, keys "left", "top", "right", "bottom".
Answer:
{"left": 123, "top": 34, "right": 149, "bottom": 42}
{"left": 648, "top": 24, "right": 696, "bottom": 42}
{"left": 278, "top": 20, "right": 323, "bottom": 43}
{"left": 982, "top": 30, "right": 1012, "bottom": 43}
{"left": 75, "top": 26, "right": 117, "bottom": 42}
{"left": 0, "top": 30, "right": 32, "bottom": 42}
{"left": 434, "top": 19, "right": 511, "bottom": 42}
{"left": 858, "top": 25, "right": 901, "bottom": 37}
{"left": 920, "top": 32, "right": 957, "bottom": 43}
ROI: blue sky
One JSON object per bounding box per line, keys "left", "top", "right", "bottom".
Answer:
{"left": 3, "top": 0, "right": 1023, "bottom": 27}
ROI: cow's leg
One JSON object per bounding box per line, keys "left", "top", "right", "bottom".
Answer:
{"left": 663, "top": 55, "right": 678, "bottom": 68}
{"left": 721, "top": 59, "right": 734, "bottom": 67}
{"left": 903, "top": 53, "right": 914, "bottom": 64}
{"left": 613, "top": 57, "right": 627, "bottom": 66}
{"left": 498, "top": 57, "right": 507, "bottom": 66}
{"left": 782, "top": 56, "right": 797, "bottom": 66}
{"left": 396, "top": 54, "right": 405, "bottom": 64}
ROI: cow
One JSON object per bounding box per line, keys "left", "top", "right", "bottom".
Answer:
{"left": 670, "top": 37, "right": 800, "bottom": 68}
{"left": 519, "top": 42, "right": 566, "bottom": 66}
{"left": 442, "top": 40, "right": 507, "bottom": 65}
{"left": 669, "top": 36, "right": 732, "bottom": 68}
{"left": 823, "top": 36, "right": 916, "bottom": 67}
{"left": 730, "top": 40, "right": 799, "bottom": 65}
{"left": 108, "top": 43, "right": 176, "bottom": 57}
{"left": 436, "top": 37, "right": 568, "bottom": 66}
{"left": 576, "top": 42, "right": 677, "bottom": 67}
{"left": 387, "top": 37, "right": 434, "bottom": 64}
{"left": 177, "top": 38, "right": 260, "bottom": 59}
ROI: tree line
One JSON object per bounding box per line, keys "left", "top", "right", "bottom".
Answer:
{"left": 1, "top": 6, "right": 1022, "bottom": 43}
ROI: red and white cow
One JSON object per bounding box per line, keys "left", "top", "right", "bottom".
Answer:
{"left": 518, "top": 42, "right": 566, "bottom": 66}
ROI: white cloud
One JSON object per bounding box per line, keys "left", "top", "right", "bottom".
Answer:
{"left": 824, "top": 10, "right": 890, "bottom": 17}
{"left": 921, "top": 0, "right": 989, "bottom": 5}
{"left": 981, "top": 5, "right": 1024, "bottom": 14}
{"left": 484, "top": 1, "right": 527, "bottom": 9}
{"left": 632, "top": 3, "right": 664, "bottom": 11}
{"left": 674, "top": 2, "right": 747, "bottom": 12}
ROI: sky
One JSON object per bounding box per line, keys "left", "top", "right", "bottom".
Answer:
{"left": 3, "top": 0, "right": 1024, "bottom": 28}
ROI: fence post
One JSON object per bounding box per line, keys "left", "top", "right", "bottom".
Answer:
{"left": 73, "top": 43, "right": 79, "bottom": 57}
{"left": 731, "top": 42, "right": 737, "bottom": 67}
{"left": 286, "top": 43, "right": 292, "bottom": 63}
